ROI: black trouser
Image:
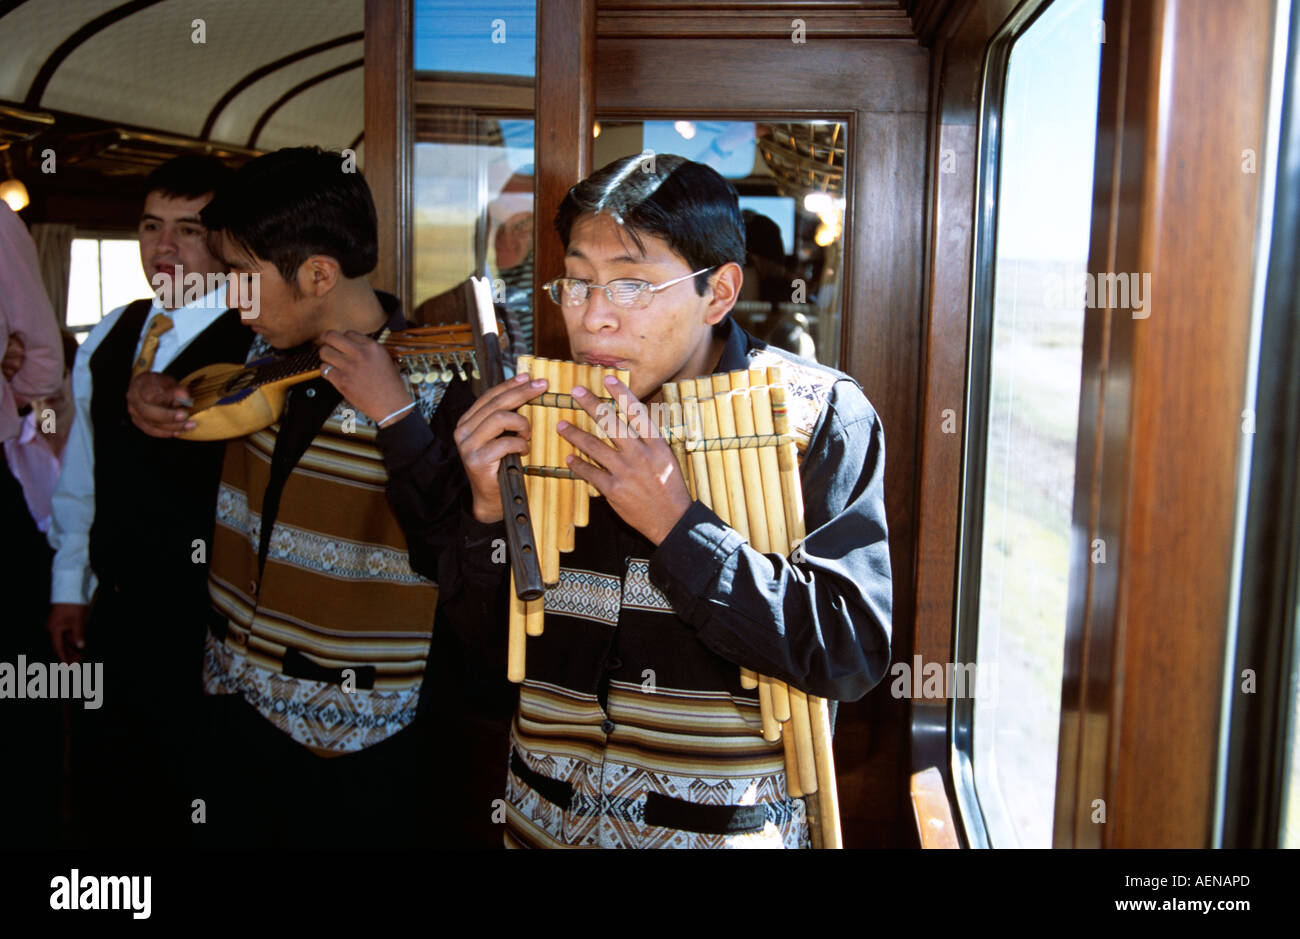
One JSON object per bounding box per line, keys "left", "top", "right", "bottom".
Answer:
{"left": 0, "top": 456, "right": 60, "bottom": 847}
{"left": 191, "top": 692, "right": 438, "bottom": 850}
{"left": 72, "top": 584, "right": 208, "bottom": 848}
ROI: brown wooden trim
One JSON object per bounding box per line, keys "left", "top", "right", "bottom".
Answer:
{"left": 246, "top": 61, "right": 362, "bottom": 148}
{"left": 597, "top": 37, "right": 927, "bottom": 113}
{"left": 907, "top": 0, "right": 999, "bottom": 844}
{"left": 414, "top": 74, "right": 534, "bottom": 113}
{"left": 0, "top": 0, "right": 33, "bottom": 22}
{"left": 907, "top": 0, "right": 963, "bottom": 46}
{"left": 1057, "top": 0, "right": 1272, "bottom": 848}
{"left": 364, "top": 0, "right": 413, "bottom": 308}
{"left": 201, "top": 32, "right": 364, "bottom": 140}
{"left": 24, "top": 0, "right": 167, "bottom": 108}
{"left": 598, "top": 10, "right": 914, "bottom": 39}
{"left": 910, "top": 766, "right": 961, "bottom": 847}
{"left": 533, "top": 0, "right": 596, "bottom": 358}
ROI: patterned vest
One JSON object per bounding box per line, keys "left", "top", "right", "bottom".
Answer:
{"left": 203, "top": 336, "right": 448, "bottom": 756}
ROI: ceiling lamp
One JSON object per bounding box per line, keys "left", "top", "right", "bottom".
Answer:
{"left": 0, "top": 177, "right": 29, "bottom": 212}
{"left": 0, "top": 148, "right": 28, "bottom": 211}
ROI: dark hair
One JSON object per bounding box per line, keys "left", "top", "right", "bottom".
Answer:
{"left": 143, "top": 155, "right": 233, "bottom": 201}
{"left": 199, "top": 146, "right": 378, "bottom": 282}
{"left": 554, "top": 154, "right": 746, "bottom": 296}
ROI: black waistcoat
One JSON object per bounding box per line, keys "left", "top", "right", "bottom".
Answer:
{"left": 88, "top": 300, "right": 253, "bottom": 610}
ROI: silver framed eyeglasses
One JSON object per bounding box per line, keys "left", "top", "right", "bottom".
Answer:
{"left": 542, "top": 268, "right": 714, "bottom": 310}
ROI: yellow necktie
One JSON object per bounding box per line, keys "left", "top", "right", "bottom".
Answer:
{"left": 132, "top": 312, "right": 174, "bottom": 377}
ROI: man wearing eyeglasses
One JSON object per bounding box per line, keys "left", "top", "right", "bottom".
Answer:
{"left": 441, "top": 153, "right": 892, "bottom": 848}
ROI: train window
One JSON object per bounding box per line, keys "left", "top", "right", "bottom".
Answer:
{"left": 958, "top": 0, "right": 1102, "bottom": 848}
{"left": 65, "top": 236, "right": 147, "bottom": 342}
{"left": 592, "top": 120, "right": 847, "bottom": 369}
{"left": 412, "top": 0, "right": 536, "bottom": 358}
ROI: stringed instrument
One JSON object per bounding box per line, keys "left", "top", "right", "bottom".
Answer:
{"left": 175, "top": 322, "right": 481, "bottom": 441}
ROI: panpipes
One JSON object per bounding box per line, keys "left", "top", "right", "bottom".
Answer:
{"left": 504, "top": 359, "right": 843, "bottom": 848}
{"left": 506, "top": 356, "right": 628, "bottom": 683}
{"left": 659, "top": 366, "right": 842, "bottom": 849}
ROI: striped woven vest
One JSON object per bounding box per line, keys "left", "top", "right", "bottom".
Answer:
{"left": 203, "top": 386, "right": 444, "bottom": 756}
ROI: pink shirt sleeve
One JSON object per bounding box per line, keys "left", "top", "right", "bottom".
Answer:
{"left": 0, "top": 204, "right": 64, "bottom": 441}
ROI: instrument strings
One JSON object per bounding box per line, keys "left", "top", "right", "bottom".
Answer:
{"left": 183, "top": 334, "right": 479, "bottom": 399}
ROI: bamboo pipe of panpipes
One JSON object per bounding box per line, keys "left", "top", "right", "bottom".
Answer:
{"left": 730, "top": 371, "right": 792, "bottom": 728}
{"left": 694, "top": 378, "right": 757, "bottom": 692}
{"left": 709, "top": 374, "right": 751, "bottom": 544}
{"left": 771, "top": 369, "right": 843, "bottom": 846}
{"left": 680, "top": 383, "right": 712, "bottom": 508}
{"left": 517, "top": 355, "right": 546, "bottom": 639}
{"left": 745, "top": 370, "right": 793, "bottom": 723}
{"left": 556, "top": 360, "right": 576, "bottom": 554}
{"left": 712, "top": 373, "right": 772, "bottom": 716}
{"left": 541, "top": 358, "right": 561, "bottom": 585}
{"left": 507, "top": 571, "right": 527, "bottom": 682}
{"left": 659, "top": 383, "right": 691, "bottom": 485}
{"left": 787, "top": 685, "right": 819, "bottom": 795}
{"left": 782, "top": 720, "right": 804, "bottom": 799}
{"left": 572, "top": 364, "right": 591, "bottom": 526}
{"left": 809, "top": 695, "right": 843, "bottom": 848}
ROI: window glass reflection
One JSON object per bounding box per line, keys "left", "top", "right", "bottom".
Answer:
{"left": 971, "top": 0, "right": 1103, "bottom": 848}
{"left": 594, "top": 120, "right": 846, "bottom": 369}
{"left": 412, "top": 0, "right": 536, "bottom": 360}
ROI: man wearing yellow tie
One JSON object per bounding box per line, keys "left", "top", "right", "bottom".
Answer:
{"left": 46, "top": 154, "right": 253, "bottom": 846}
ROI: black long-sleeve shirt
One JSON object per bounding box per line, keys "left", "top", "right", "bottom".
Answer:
{"left": 383, "top": 320, "right": 893, "bottom": 847}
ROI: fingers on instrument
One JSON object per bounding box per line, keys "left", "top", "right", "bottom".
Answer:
{"left": 506, "top": 362, "right": 843, "bottom": 848}
{"left": 507, "top": 356, "right": 629, "bottom": 675}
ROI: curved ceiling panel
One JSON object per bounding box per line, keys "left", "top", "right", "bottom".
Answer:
{"left": 206, "top": 37, "right": 362, "bottom": 145}
{"left": 36, "top": 0, "right": 361, "bottom": 139}
{"left": 254, "top": 67, "right": 363, "bottom": 153}
{"left": 0, "top": 0, "right": 124, "bottom": 102}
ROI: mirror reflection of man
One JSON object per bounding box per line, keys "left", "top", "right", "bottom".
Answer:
{"left": 46, "top": 155, "right": 253, "bottom": 846}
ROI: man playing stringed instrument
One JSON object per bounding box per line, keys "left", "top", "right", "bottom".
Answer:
{"left": 128, "top": 147, "right": 475, "bottom": 847}
{"left": 443, "top": 154, "right": 893, "bottom": 848}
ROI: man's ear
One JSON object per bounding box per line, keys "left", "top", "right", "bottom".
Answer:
{"left": 297, "top": 254, "right": 342, "bottom": 297}
{"left": 703, "top": 262, "right": 743, "bottom": 326}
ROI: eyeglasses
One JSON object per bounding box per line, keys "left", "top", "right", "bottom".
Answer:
{"left": 542, "top": 268, "right": 714, "bottom": 310}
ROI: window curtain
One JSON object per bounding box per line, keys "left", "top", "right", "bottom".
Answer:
{"left": 28, "top": 223, "right": 73, "bottom": 328}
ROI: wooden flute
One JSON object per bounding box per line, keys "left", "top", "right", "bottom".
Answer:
{"left": 469, "top": 276, "right": 544, "bottom": 602}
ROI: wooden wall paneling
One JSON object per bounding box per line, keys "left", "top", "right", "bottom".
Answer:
{"left": 596, "top": 34, "right": 928, "bottom": 848}
{"left": 1061, "top": 0, "right": 1272, "bottom": 848}
{"left": 532, "top": 0, "right": 597, "bottom": 359}
{"left": 908, "top": 0, "right": 979, "bottom": 841}
{"left": 364, "top": 0, "right": 412, "bottom": 308}
{"left": 1055, "top": 0, "right": 1136, "bottom": 851}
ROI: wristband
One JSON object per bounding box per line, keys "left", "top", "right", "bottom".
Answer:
{"left": 377, "top": 401, "right": 416, "bottom": 428}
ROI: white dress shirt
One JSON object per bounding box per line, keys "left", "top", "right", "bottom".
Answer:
{"left": 48, "top": 287, "right": 231, "bottom": 605}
